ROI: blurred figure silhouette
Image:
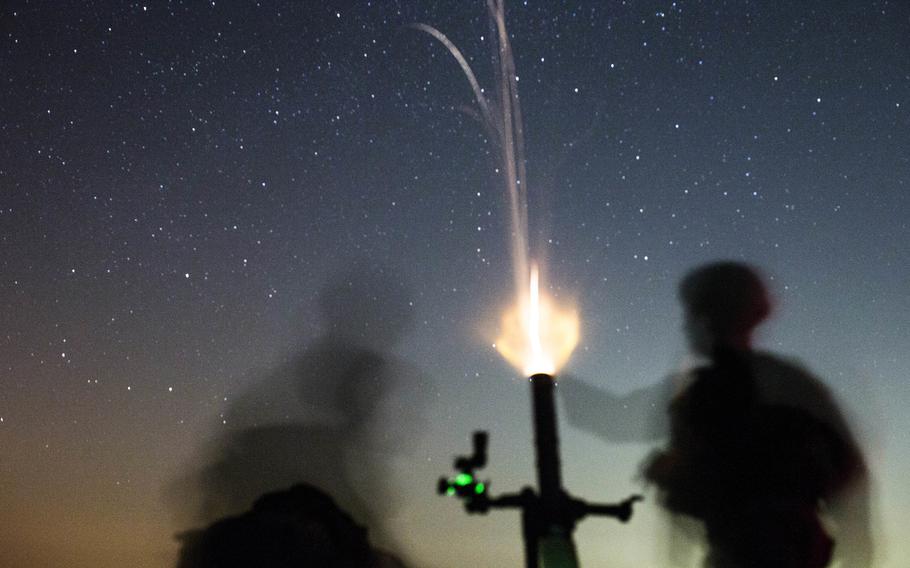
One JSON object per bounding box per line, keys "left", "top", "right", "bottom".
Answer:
{"left": 176, "top": 483, "right": 407, "bottom": 568}
{"left": 563, "top": 261, "right": 872, "bottom": 568}
{"left": 169, "top": 262, "right": 427, "bottom": 558}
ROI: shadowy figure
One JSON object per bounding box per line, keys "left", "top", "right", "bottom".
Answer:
{"left": 176, "top": 483, "right": 407, "bottom": 568}
{"left": 169, "top": 262, "right": 427, "bottom": 557}
{"left": 562, "top": 261, "right": 872, "bottom": 568}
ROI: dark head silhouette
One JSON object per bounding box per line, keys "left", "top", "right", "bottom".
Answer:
{"left": 679, "top": 261, "right": 771, "bottom": 356}
{"left": 176, "top": 484, "right": 407, "bottom": 568}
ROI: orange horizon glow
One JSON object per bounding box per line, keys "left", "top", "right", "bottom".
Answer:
{"left": 494, "top": 262, "right": 580, "bottom": 376}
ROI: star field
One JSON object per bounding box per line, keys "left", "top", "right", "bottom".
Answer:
{"left": 1, "top": 2, "right": 908, "bottom": 567}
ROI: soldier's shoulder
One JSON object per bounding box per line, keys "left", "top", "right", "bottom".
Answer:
{"left": 752, "top": 350, "right": 817, "bottom": 378}
{"left": 751, "top": 350, "right": 834, "bottom": 402}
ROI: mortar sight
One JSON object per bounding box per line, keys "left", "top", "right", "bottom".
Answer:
{"left": 438, "top": 431, "right": 490, "bottom": 502}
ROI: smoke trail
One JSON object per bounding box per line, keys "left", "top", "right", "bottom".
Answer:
{"left": 412, "top": 1, "right": 580, "bottom": 376}
{"left": 411, "top": 0, "right": 530, "bottom": 302}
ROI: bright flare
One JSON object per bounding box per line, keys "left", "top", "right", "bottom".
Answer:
{"left": 495, "top": 263, "right": 580, "bottom": 376}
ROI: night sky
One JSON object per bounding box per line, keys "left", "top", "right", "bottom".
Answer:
{"left": 1, "top": 1, "right": 908, "bottom": 567}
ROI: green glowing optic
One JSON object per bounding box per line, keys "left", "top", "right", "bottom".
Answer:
{"left": 446, "top": 487, "right": 456, "bottom": 496}
{"left": 475, "top": 483, "right": 485, "bottom": 494}
{"left": 455, "top": 473, "right": 473, "bottom": 486}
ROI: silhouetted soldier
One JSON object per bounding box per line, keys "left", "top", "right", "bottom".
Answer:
{"left": 563, "top": 261, "right": 872, "bottom": 568}
{"left": 169, "top": 262, "right": 427, "bottom": 559}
